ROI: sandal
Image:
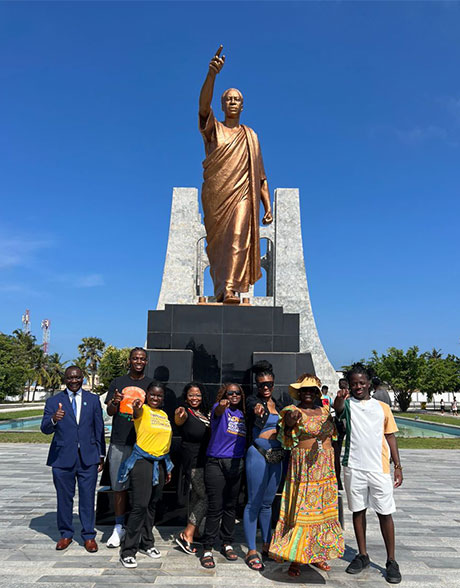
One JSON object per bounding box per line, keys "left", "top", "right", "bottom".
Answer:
{"left": 175, "top": 533, "right": 196, "bottom": 555}
{"left": 288, "top": 563, "right": 301, "bottom": 577}
{"left": 313, "top": 561, "right": 331, "bottom": 571}
{"left": 220, "top": 544, "right": 238, "bottom": 561}
{"left": 245, "top": 553, "right": 265, "bottom": 571}
{"left": 200, "top": 551, "right": 215, "bottom": 569}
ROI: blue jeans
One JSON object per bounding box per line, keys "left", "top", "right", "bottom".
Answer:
{"left": 243, "top": 438, "right": 283, "bottom": 551}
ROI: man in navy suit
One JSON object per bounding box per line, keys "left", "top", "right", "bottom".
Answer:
{"left": 41, "top": 365, "right": 106, "bottom": 552}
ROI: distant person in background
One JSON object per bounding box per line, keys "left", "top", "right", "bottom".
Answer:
{"left": 321, "top": 385, "right": 333, "bottom": 412}
{"left": 452, "top": 397, "right": 458, "bottom": 417}
{"left": 40, "top": 366, "right": 105, "bottom": 553}
{"left": 372, "top": 377, "right": 392, "bottom": 407}
{"left": 105, "top": 347, "right": 153, "bottom": 548}
{"left": 333, "top": 378, "right": 348, "bottom": 491}
{"left": 440, "top": 399, "right": 445, "bottom": 414}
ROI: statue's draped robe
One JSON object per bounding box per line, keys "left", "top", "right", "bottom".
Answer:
{"left": 200, "top": 109, "right": 266, "bottom": 298}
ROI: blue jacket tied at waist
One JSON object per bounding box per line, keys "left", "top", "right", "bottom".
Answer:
{"left": 118, "top": 444, "right": 173, "bottom": 486}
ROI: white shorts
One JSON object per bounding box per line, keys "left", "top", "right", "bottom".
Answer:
{"left": 343, "top": 466, "right": 396, "bottom": 515}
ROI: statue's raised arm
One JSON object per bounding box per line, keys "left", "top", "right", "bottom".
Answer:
{"left": 199, "top": 45, "right": 225, "bottom": 119}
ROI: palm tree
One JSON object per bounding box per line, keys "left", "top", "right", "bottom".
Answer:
{"left": 77, "top": 337, "right": 106, "bottom": 391}
{"left": 31, "top": 347, "right": 51, "bottom": 402}
{"left": 47, "top": 353, "right": 68, "bottom": 394}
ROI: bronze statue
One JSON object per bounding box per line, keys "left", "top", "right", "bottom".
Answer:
{"left": 199, "top": 46, "right": 273, "bottom": 304}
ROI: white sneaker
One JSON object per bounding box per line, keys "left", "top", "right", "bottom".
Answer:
{"left": 107, "top": 524, "right": 125, "bottom": 548}
{"left": 139, "top": 547, "right": 161, "bottom": 559}
{"left": 120, "top": 555, "right": 137, "bottom": 568}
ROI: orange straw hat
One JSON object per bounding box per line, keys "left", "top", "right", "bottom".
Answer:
{"left": 288, "top": 374, "right": 322, "bottom": 401}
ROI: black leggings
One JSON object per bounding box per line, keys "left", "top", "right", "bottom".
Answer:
{"left": 202, "top": 457, "right": 243, "bottom": 551}
{"left": 121, "top": 458, "right": 165, "bottom": 557}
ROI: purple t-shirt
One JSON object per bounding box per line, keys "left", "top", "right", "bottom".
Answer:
{"left": 207, "top": 403, "right": 247, "bottom": 458}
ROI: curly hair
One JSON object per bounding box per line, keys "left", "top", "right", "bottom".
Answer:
{"left": 180, "top": 381, "right": 210, "bottom": 415}
{"left": 215, "top": 382, "right": 245, "bottom": 414}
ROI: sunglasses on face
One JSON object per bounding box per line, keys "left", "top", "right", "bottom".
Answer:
{"left": 226, "top": 390, "right": 242, "bottom": 397}
{"left": 257, "top": 381, "right": 274, "bottom": 390}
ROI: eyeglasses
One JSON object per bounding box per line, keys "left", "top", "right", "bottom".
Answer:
{"left": 226, "top": 390, "right": 242, "bottom": 397}
{"left": 257, "top": 381, "right": 274, "bottom": 389}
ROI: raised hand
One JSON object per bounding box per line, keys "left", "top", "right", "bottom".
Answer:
{"left": 112, "top": 388, "right": 124, "bottom": 405}
{"left": 285, "top": 409, "right": 301, "bottom": 428}
{"left": 54, "top": 402, "right": 65, "bottom": 422}
{"left": 219, "top": 398, "right": 230, "bottom": 410}
{"left": 336, "top": 388, "right": 350, "bottom": 401}
{"left": 175, "top": 406, "right": 187, "bottom": 420}
{"left": 254, "top": 403, "right": 265, "bottom": 417}
{"left": 209, "top": 45, "right": 225, "bottom": 75}
{"left": 132, "top": 398, "right": 143, "bottom": 411}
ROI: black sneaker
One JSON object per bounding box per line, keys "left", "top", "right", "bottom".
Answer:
{"left": 345, "top": 553, "right": 370, "bottom": 574}
{"left": 386, "top": 559, "right": 401, "bottom": 584}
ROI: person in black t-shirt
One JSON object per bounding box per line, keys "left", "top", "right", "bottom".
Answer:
{"left": 174, "top": 382, "right": 210, "bottom": 555}
{"left": 105, "top": 347, "right": 153, "bottom": 548}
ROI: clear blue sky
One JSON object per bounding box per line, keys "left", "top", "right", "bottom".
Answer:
{"left": 1, "top": 1, "right": 459, "bottom": 369}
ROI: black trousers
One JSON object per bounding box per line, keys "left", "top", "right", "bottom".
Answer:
{"left": 202, "top": 457, "right": 243, "bottom": 551}
{"left": 121, "top": 458, "right": 165, "bottom": 558}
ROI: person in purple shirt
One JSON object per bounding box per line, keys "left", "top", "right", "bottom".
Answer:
{"left": 200, "top": 383, "right": 246, "bottom": 569}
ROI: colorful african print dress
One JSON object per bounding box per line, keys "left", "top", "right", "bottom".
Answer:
{"left": 269, "top": 405, "right": 344, "bottom": 564}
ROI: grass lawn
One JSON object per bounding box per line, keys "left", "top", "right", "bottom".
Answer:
{"left": 397, "top": 412, "right": 460, "bottom": 427}
{"left": 0, "top": 432, "right": 51, "bottom": 443}
{"left": 396, "top": 437, "right": 460, "bottom": 449}
{"left": 0, "top": 432, "right": 111, "bottom": 443}
{"left": 0, "top": 409, "right": 44, "bottom": 421}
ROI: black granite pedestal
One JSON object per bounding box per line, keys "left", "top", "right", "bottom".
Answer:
{"left": 146, "top": 303, "right": 315, "bottom": 401}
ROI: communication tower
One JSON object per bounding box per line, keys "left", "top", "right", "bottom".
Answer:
{"left": 41, "top": 319, "right": 51, "bottom": 355}
{"left": 22, "top": 309, "right": 31, "bottom": 334}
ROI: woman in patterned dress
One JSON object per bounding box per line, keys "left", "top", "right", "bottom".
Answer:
{"left": 269, "top": 374, "right": 344, "bottom": 577}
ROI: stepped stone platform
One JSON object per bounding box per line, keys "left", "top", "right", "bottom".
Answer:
{"left": 1, "top": 445, "right": 460, "bottom": 586}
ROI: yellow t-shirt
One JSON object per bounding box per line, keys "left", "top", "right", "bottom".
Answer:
{"left": 134, "top": 405, "right": 172, "bottom": 457}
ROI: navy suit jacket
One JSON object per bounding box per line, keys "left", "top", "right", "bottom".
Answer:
{"left": 41, "top": 389, "right": 106, "bottom": 468}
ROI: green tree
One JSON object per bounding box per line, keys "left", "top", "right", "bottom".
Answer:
{"left": 97, "top": 345, "right": 131, "bottom": 393}
{"left": 77, "top": 337, "right": 106, "bottom": 391}
{"left": 369, "top": 346, "right": 425, "bottom": 412}
{"left": 46, "top": 353, "right": 67, "bottom": 394}
{"left": 12, "top": 329, "right": 38, "bottom": 400}
{"left": 31, "top": 347, "right": 51, "bottom": 401}
{"left": 0, "top": 333, "right": 31, "bottom": 400}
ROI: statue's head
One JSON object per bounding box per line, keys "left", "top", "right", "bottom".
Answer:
{"left": 221, "top": 88, "right": 244, "bottom": 118}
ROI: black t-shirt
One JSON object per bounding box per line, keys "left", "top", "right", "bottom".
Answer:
{"left": 105, "top": 374, "right": 153, "bottom": 446}
{"left": 179, "top": 408, "right": 210, "bottom": 470}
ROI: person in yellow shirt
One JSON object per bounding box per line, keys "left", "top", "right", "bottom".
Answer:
{"left": 118, "top": 381, "right": 173, "bottom": 568}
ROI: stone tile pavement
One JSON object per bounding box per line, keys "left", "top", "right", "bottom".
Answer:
{"left": 0, "top": 445, "right": 459, "bottom": 587}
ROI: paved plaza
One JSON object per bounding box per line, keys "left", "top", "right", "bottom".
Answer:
{"left": 0, "top": 444, "right": 459, "bottom": 587}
